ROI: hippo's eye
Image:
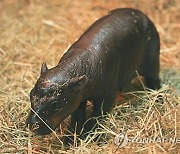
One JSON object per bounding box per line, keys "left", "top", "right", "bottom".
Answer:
{"left": 42, "top": 110, "right": 49, "bottom": 116}
{"left": 47, "top": 92, "right": 53, "bottom": 97}
{"left": 51, "top": 101, "right": 59, "bottom": 111}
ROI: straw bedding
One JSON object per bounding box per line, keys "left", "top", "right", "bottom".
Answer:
{"left": 0, "top": 0, "right": 179, "bottom": 153}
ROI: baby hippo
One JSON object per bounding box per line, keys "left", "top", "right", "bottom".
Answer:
{"left": 26, "top": 8, "right": 160, "bottom": 136}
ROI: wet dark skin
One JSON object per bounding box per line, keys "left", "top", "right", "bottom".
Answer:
{"left": 26, "top": 8, "right": 160, "bottom": 141}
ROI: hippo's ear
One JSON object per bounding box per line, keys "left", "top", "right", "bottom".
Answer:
{"left": 41, "top": 62, "right": 48, "bottom": 75}
{"left": 69, "top": 75, "right": 88, "bottom": 91}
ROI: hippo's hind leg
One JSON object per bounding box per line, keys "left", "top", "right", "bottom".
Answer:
{"left": 140, "top": 28, "right": 161, "bottom": 90}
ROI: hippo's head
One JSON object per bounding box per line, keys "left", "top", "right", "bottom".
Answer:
{"left": 26, "top": 63, "right": 88, "bottom": 135}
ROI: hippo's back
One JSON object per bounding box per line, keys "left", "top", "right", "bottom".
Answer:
{"left": 59, "top": 8, "right": 159, "bottom": 95}
{"left": 71, "top": 8, "right": 152, "bottom": 54}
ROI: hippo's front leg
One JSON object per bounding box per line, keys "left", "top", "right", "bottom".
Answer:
{"left": 64, "top": 101, "right": 87, "bottom": 144}
{"left": 86, "top": 91, "right": 116, "bottom": 132}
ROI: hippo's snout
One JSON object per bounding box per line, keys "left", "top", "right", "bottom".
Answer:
{"left": 26, "top": 111, "right": 53, "bottom": 135}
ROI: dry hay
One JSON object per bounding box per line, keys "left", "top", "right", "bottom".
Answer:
{"left": 0, "top": 0, "right": 179, "bottom": 153}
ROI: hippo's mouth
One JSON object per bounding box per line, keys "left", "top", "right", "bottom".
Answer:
{"left": 29, "top": 121, "right": 53, "bottom": 135}
{"left": 26, "top": 112, "right": 54, "bottom": 135}
{"left": 26, "top": 108, "right": 67, "bottom": 135}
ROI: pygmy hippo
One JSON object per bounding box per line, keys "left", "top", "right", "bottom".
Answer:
{"left": 26, "top": 8, "right": 160, "bottom": 137}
